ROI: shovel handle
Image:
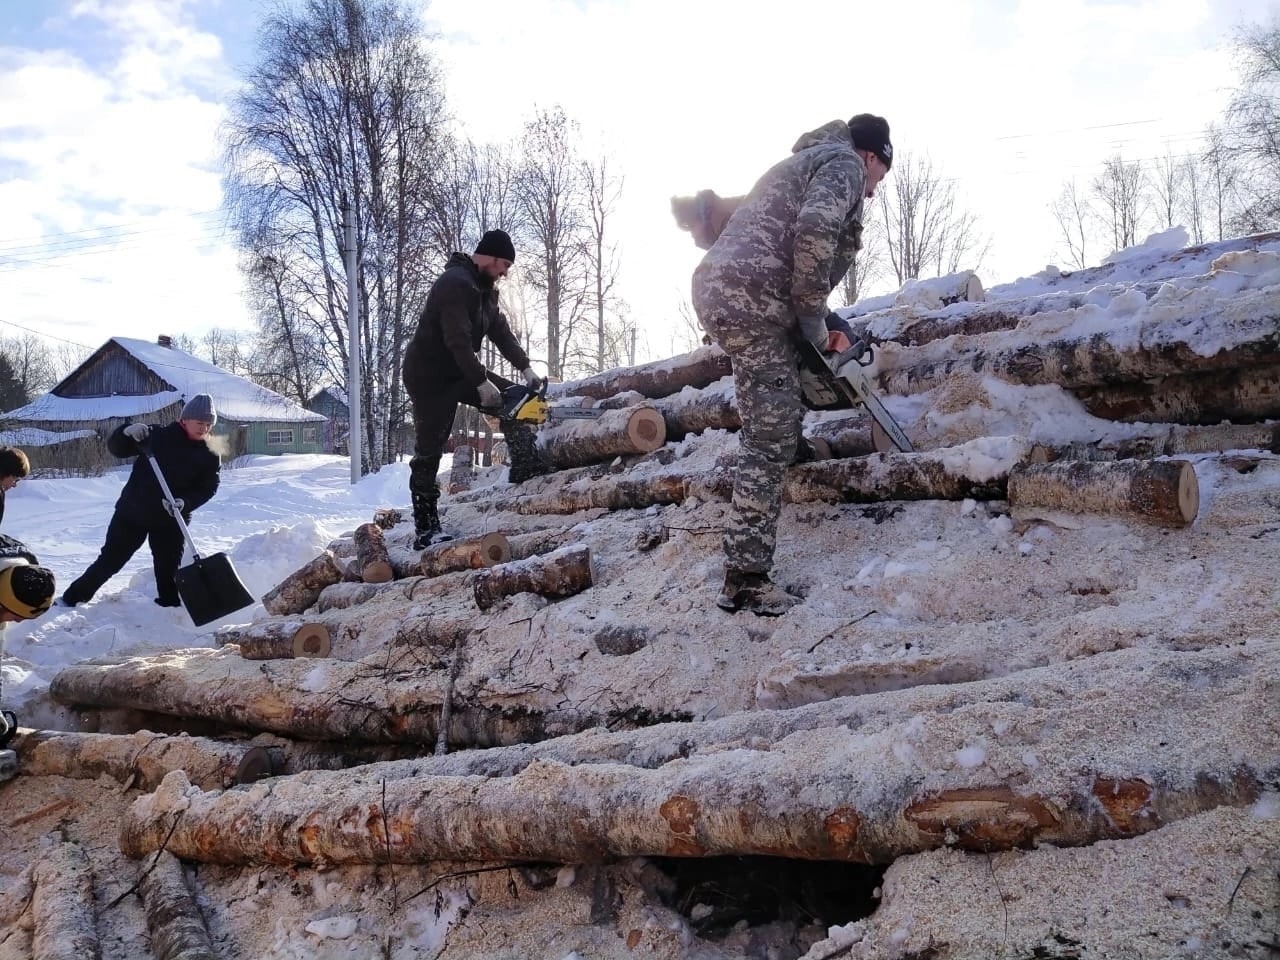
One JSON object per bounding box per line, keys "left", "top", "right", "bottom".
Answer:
{"left": 140, "top": 443, "right": 202, "bottom": 560}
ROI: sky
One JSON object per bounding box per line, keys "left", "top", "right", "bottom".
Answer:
{"left": 0, "top": 0, "right": 1276, "bottom": 370}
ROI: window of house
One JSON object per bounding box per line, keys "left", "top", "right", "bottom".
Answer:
{"left": 267, "top": 429, "right": 294, "bottom": 446}
{"left": 303, "top": 427, "right": 318, "bottom": 443}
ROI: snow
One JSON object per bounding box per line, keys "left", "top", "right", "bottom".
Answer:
{"left": 0, "top": 227, "right": 1277, "bottom": 958}
{"left": 3, "top": 337, "right": 325, "bottom": 423}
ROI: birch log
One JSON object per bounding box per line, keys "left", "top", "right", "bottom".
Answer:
{"left": 372, "top": 508, "right": 403, "bottom": 530}
{"left": 550, "top": 344, "right": 732, "bottom": 401}
{"left": 1008, "top": 458, "right": 1199, "bottom": 527}
{"left": 448, "top": 444, "right": 475, "bottom": 494}
{"left": 651, "top": 382, "right": 741, "bottom": 440}
{"left": 32, "top": 841, "right": 99, "bottom": 960}
{"left": 497, "top": 474, "right": 691, "bottom": 516}
{"left": 539, "top": 406, "right": 667, "bottom": 469}
{"left": 419, "top": 532, "right": 511, "bottom": 578}
{"left": 1076, "top": 364, "right": 1280, "bottom": 424}
{"left": 11, "top": 728, "right": 274, "bottom": 791}
{"left": 261, "top": 551, "right": 342, "bottom": 616}
{"left": 472, "top": 544, "right": 595, "bottom": 610}
{"left": 138, "top": 850, "right": 217, "bottom": 960}
{"left": 353, "top": 522, "right": 393, "bottom": 583}
{"left": 219, "top": 619, "right": 332, "bottom": 660}
{"left": 507, "top": 526, "right": 576, "bottom": 560}
{"left": 116, "top": 660, "right": 1276, "bottom": 867}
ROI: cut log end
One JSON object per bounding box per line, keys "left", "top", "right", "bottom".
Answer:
{"left": 479, "top": 531, "right": 513, "bottom": 566}
{"left": 626, "top": 408, "right": 667, "bottom": 453}
{"left": 1175, "top": 461, "right": 1200, "bottom": 525}
{"left": 234, "top": 746, "right": 278, "bottom": 785}
{"left": 361, "top": 561, "right": 394, "bottom": 584}
{"left": 292, "top": 623, "right": 332, "bottom": 658}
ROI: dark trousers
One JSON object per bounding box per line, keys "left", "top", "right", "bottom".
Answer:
{"left": 407, "top": 373, "right": 515, "bottom": 499}
{"left": 63, "top": 510, "right": 185, "bottom": 605}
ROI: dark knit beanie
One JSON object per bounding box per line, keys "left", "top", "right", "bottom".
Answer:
{"left": 474, "top": 229, "right": 516, "bottom": 263}
{"left": 848, "top": 114, "right": 893, "bottom": 169}
{"left": 181, "top": 394, "right": 217, "bottom": 424}
{"left": 0, "top": 563, "right": 55, "bottom": 619}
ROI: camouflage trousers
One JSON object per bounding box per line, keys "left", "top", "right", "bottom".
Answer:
{"left": 695, "top": 299, "right": 802, "bottom": 575}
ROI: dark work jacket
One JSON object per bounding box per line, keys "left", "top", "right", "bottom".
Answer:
{"left": 403, "top": 252, "right": 530, "bottom": 395}
{"left": 108, "top": 421, "right": 220, "bottom": 525}
{"left": 0, "top": 488, "right": 7, "bottom": 528}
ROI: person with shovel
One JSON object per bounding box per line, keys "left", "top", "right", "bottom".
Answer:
{"left": 59, "top": 395, "right": 221, "bottom": 609}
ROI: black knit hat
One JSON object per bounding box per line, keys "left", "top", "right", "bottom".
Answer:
{"left": 474, "top": 229, "right": 516, "bottom": 263}
{"left": 848, "top": 114, "right": 893, "bottom": 170}
{"left": 0, "top": 563, "right": 55, "bottom": 619}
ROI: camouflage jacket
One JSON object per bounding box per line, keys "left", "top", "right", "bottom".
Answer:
{"left": 693, "top": 120, "right": 867, "bottom": 326}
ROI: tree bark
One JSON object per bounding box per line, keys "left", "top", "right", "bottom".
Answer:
{"left": 138, "top": 850, "right": 217, "bottom": 960}
{"left": 353, "top": 521, "right": 393, "bottom": 583}
{"left": 218, "top": 619, "right": 333, "bottom": 660}
{"left": 1008, "top": 458, "right": 1199, "bottom": 527}
{"left": 495, "top": 473, "right": 693, "bottom": 516}
{"left": 448, "top": 443, "right": 475, "bottom": 494}
{"left": 32, "top": 841, "right": 99, "bottom": 960}
{"left": 550, "top": 343, "right": 732, "bottom": 401}
{"left": 116, "top": 650, "right": 1276, "bottom": 867}
{"left": 1042, "top": 421, "right": 1280, "bottom": 461}
{"left": 261, "top": 551, "right": 343, "bottom": 616}
{"left": 11, "top": 728, "right": 274, "bottom": 791}
{"left": 650, "top": 380, "right": 740, "bottom": 440}
{"left": 472, "top": 544, "right": 595, "bottom": 611}
{"left": 419, "top": 532, "right": 511, "bottom": 578}
{"left": 1076, "top": 364, "right": 1280, "bottom": 424}
{"left": 507, "top": 526, "right": 577, "bottom": 560}
{"left": 372, "top": 508, "right": 403, "bottom": 530}
{"left": 539, "top": 406, "right": 667, "bottom": 469}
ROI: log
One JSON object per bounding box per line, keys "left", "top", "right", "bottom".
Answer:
{"left": 32, "top": 841, "right": 99, "bottom": 960}
{"left": 218, "top": 619, "right": 332, "bottom": 660}
{"left": 261, "top": 550, "right": 342, "bottom": 616}
{"left": 372, "top": 507, "right": 403, "bottom": 530}
{"left": 491, "top": 473, "right": 693, "bottom": 516}
{"left": 550, "top": 343, "right": 732, "bottom": 401}
{"left": 1076, "top": 364, "right": 1280, "bottom": 424}
{"left": 10, "top": 728, "right": 276, "bottom": 791}
{"left": 651, "top": 379, "right": 740, "bottom": 440}
{"left": 1008, "top": 458, "right": 1199, "bottom": 527}
{"left": 419, "top": 532, "right": 511, "bottom": 578}
{"left": 539, "top": 406, "right": 667, "bottom": 469}
{"left": 472, "top": 544, "right": 595, "bottom": 611}
{"left": 116, "top": 640, "right": 1278, "bottom": 867}
{"left": 138, "top": 850, "right": 217, "bottom": 960}
{"left": 447, "top": 443, "right": 475, "bottom": 494}
{"left": 353, "top": 521, "right": 393, "bottom": 583}
{"left": 1043, "top": 421, "right": 1280, "bottom": 461}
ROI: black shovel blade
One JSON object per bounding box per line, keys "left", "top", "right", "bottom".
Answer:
{"left": 175, "top": 552, "right": 255, "bottom": 627}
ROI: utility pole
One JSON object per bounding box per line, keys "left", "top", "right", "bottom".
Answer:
{"left": 344, "top": 196, "right": 362, "bottom": 484}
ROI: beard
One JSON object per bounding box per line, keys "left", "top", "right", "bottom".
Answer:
{"left": 476, "top": 269, "right": 496, "bottom": 290}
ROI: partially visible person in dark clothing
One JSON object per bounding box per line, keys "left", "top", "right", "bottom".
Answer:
{"left": 403, "top": 228, "right": 544, "bottom": 548}
{"left": 60, "top": 394, "right": 221, "bottom": 609}
{"left": 0, "top": 536, "right": 56, "bottom": 750}
{"left": 0, "top": 447, "right": 30, "bottom": 528}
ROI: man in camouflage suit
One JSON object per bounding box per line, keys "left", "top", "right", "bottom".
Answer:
{"left": 692, "top": 114, "right": 892, "bottom": 615}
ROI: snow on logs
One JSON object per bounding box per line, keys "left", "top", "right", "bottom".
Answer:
{"left": 549, "top": 343, "right": 732, "bottom": 401}
{"left": 261, "top": 551, "right": 343, "bottom": 616}
{"left": 472, "top": 544, "right": 595, "bottom": 611}
{"left": 538, "top": 405, "right": 666, "bottom": 469}
{"left": 1008, "top": 458, "right": 1200, "bottom": 527}
{"left": 115, "top": 641, "right": 1276, "bottom": 868}
{"left": 419, "top": 532, "right": 511, "bottom": 578}
{"left": 32, "top": 841, "right": 99, "bottom": 960}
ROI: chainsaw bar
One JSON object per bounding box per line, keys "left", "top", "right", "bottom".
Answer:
{"left": 795, "top": 339, "right": 913, "bottom": 453}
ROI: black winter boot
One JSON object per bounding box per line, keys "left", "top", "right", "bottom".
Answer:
{"left": 716, "top": 570, "right": 801, "bottom": 617}
{"left": 500, "top": 418, "right": 550, "bottom": 485}
{"left": 411, "top": 488, "right": 452, "bottom": 550}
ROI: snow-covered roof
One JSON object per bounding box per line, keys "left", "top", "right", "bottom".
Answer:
{"left": 0, "top": 427, "right": 97, "bottom": 447}
{"left": 3, "top": 337, "right": 325, "bottom": 424}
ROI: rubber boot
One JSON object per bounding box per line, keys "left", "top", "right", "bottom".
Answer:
{"left": 500, "top": 418, "right": 550, "bottom": 485}
{"left": 411, "top": 488, "right": 452, "bottom": 550}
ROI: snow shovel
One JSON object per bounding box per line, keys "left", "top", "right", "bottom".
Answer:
{"left": 143, "top": 447, "right": 254, "bottom": 627}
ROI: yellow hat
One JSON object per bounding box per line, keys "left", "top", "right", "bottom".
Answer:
{"left": 0, "top": 562, "right": 55, "bottom": 619}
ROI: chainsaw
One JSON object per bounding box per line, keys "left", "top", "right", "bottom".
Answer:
{"left": 795, "top": 337, "right": 914, "bottom": 453}
{"left": 499, "top": 382, "right": 605, "bottom": 425}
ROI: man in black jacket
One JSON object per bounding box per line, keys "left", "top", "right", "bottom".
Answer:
{"left": 403, "top": 229, "right": 544, "bottom": 548}
{"left": 60, "top": 394, "right": 221, "bottom": 608}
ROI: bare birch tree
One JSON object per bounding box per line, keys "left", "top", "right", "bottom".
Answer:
{"left": 1091, "top": 154, "right": 1146, "bottom": 252}
{"left": 223, "top": 0, "right": 448, "bottom": 472}
{"left": 580, "top": 154, "right": 627, "bottom": 373}
{"left": 1150, "top": 150, "right": 1183, "bottom": 231}
{"left": 1223, "top": 19, "right": 1280, "bottom": 231}
{"left": 879, "top": 153, "right": 987, "bottom": 283}
{"left": 1049, "top": 179, "right": 1094, "bottom": 270}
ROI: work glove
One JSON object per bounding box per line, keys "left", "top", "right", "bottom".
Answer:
{"left": 124, "top": 423, "right": 151, "bottom": 442}
{"left": 797, "top": 314, "right": 833, "bottom": 351}
{"left": 476, "top": 380, "right": 502, "bottom": 409}
{"left": 521, "top": 367, "right": 543, "bottom": 391}
{"left": 161, "top": 498, "right": 185, "bottom": 518}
